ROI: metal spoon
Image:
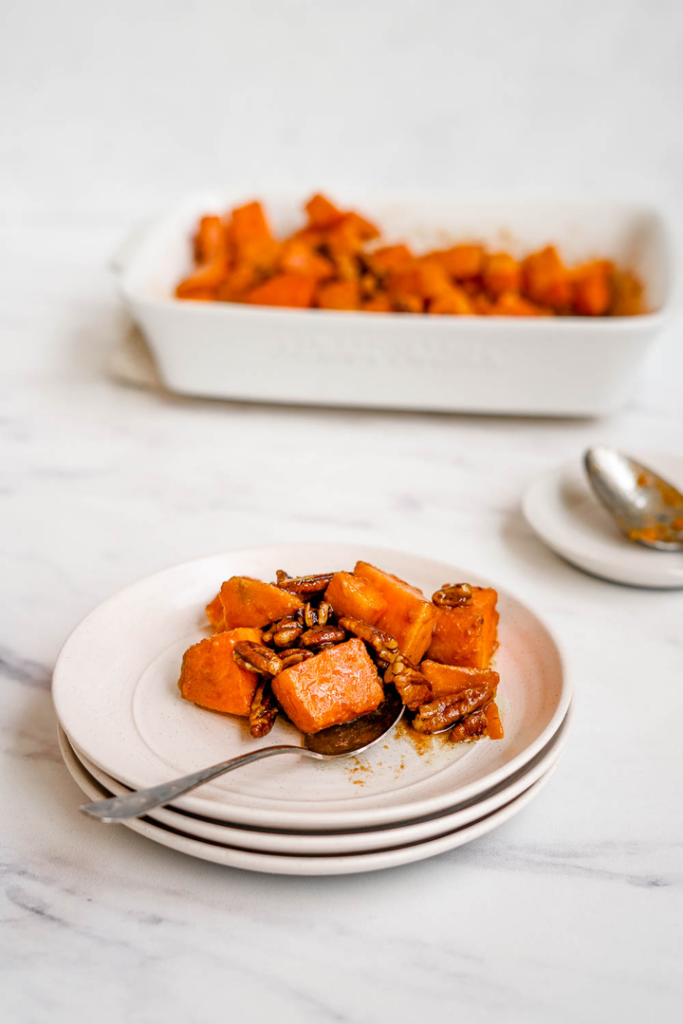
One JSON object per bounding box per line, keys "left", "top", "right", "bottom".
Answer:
{"left": 584, "top": 446, "right": 683, "bottom": 552}
{"left": 80, "top": 689, "right": 404, "bottom": 823}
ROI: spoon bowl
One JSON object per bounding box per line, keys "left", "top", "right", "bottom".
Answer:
{"left": 80, "top": 690, "right": 405, "bottom": 823}
{"left": 584, "top": 446, "right": 683, "bottom": 552}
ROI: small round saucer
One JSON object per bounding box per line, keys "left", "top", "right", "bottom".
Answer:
{"left": 523, "top": 454, "right": 683, "bottom": 589}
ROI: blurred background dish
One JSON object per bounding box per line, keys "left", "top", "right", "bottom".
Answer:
{"left": 114, "top": 195, "right": 672, "bottom": 416}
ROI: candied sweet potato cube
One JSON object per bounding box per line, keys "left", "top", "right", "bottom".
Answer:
{"left": 429, "top": 286, "right": 475, "bottom": 315}
{"left": 194, "top": 216, "right": 228, "bottom": 263}
{"left": 362, "top": 293, "right": 393, "bottom": 312}
{"left": 325, "top": 571, "right": 388, "bottom": 625}
{"left": 272, "top": 638, "right": 383, "bottom": 733}
{"left": 244, "top": 274, "right": 318, "bottom": 308}
{"left": 340, "top": 211, "right": 380, "bottom": 242}
{"left": 205, "top": 592, "right": 224, "bottom": 628}
{"left": 175, "top": 257, "right": 228, "bottom": 298}
{"left": 230, "top": 201, "right": 273, "bottom": 246}
{"left": 427, "top": 586, "right": 499, "bottom": 668}
{"left": 489, "top": 291, "right": 548, "bottom": 316}
{"left": 485, "top": 701, "right": 504, "bottom": 739}
{"left": 178, "top": 627, "right": 262, "bottom": 716}
{"left": 389, "top": 259, "right": 452, "bottom": 301}
{"left": 220, "top": 576, "right": 303, "bottom": 629}
{"left": 610, "top": 269, "right": 645, "bottom": 316}
{"left": 354, "top": 561, "right": 437, "bottom": 663}
{"left": 482, "top": 253, "right": 521, "bottom": 297}
{"left": 572, "top": 260, "right": 613, "bottom": 316}
{"left": 367, "top": 245, "right": 414, "bottom": 274}
{"left": 305, "top": 193, "right": 345, "bottom": 229}
{"left": 279, "top": 239, "right": 335, "bottom": 280}
{"left": 215, "top": 264, "right": 260, "bottom": 302}
{"left": 523, "top": 246, "right": 572, "bottom": 310}
{"left": 437, "top": 245, "right": 485, "bottom": 280}
{"left": 420, "top": 661, "right": 500, "bottom": 698}
{"left": 316, "top": 279, "right": 361, "bottom": 310}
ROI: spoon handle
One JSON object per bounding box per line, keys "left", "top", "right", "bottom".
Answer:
{"left": 79, "top": 744, "right": 318, "bottom": 822}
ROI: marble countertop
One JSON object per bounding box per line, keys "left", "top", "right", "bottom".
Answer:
{"left": 3, "top": 2, "right": 683, "bottom": 1021}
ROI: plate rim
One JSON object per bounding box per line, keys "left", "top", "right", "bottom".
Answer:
{"left": 52, "top": 542, "right": 572, "bottom": 828}
{"left": 59, "top": 726, "right": 557, "bottom": 877}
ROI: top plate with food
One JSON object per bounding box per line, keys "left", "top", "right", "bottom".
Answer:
{"left": 53, "top": 544, "right": 570, "bottom": 830}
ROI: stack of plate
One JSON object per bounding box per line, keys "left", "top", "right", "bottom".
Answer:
{"left": 53, "top": 544, "right": 572, "bottom": 876}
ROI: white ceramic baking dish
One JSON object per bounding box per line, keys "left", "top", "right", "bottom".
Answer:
{"left": 114, "top": 192, "right": 673, "bottom": 416}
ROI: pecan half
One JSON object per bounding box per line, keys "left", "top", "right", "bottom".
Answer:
{"left": 412, "top": 684, "right": 496, "bottom": 734}
{"left": 432, "top": 583, "right": 474, "bottom": 608}
{"left": 279, "top": 648, "right": 315, "bottom": 670}
{"left": 338, "top": 617, "right": 399, "bottom": 662}
{"left": 299, "top": 624, "right": 347, "bottom": 649}
{"left": 303, "top": 600, "right": 333, "bottom": 628}
{"left": 233, "top": 641, "right": 283, "bottom": 676}
{"left": 277, "top": 572, "right": 335, "bottom": 596}
{"left": 384, "top": 654, "right": 432, "bottom": 710}
{"left": 249, "top": 680, "right": 279, "bottom": 738}
{"left": 449, "top": 707, "right": 489, "bottom": 743}
{"left": 264, "top": 618, "right": 303, "bottom": 648}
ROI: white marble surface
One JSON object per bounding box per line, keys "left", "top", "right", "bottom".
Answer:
{"left": 2, "top": 1, "right": 683, "bottom": 1021}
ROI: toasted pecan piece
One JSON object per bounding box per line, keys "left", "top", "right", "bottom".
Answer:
{"left": 432, "top": 583, "right": 473, "bottom": 607}
{"left": 337, "top": 616, "right": 399, "bottom": 662}
{"left": 449, "top": 707, "right": 491, "bottom": 742}
{"left": 277, "top": 572, "right": 335, "bottom": 596}
{"left": 384, "top": 654, "right": 432, "bottom": 710}
{"left": 249, "top": 680, "right": 279, "bottom": 738}
{"left": 299, "top": 624, "right": 347, "bottom": 649}
{"left": 279, "top": 648, "right": 315, "bottom": 670}
{"left": 233, "top": 641, "right": 283, "bottom": 676}
{"left": 412, "top": 684, "right": 496, "bottom": 734}
{"left": 263, "top": 617, "right": 303, "bottom": 648}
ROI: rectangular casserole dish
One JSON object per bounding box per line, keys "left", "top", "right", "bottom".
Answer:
{"left": 114, "top": 192, "right": 673, "bottom": 416}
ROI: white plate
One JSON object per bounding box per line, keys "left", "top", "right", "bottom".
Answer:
{"left": 115, "top": 193, "right": 672, "bottom": 417}
{"left": 65, "top": 701, "right": 571, "bottom": 854}
{"left": 523, "top": 455, "right": 683, "bottom": 589}
{"left": 59, "top": 728, "right": 557, "bottom": 876}
{"left": 53, "top": 543, "right": 570, "bottom": 830}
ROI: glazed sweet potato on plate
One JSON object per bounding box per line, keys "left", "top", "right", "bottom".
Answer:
{"left": 178, "top": 561, "right": 505, "bottom": 746}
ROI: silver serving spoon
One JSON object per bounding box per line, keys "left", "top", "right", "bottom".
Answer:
{"left": 80, "top": 689, "right": 404, "bottom": 823}
{"left": 584, "top": 446, "right": 683, "bottom": 552}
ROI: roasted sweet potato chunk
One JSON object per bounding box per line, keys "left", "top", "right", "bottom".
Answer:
{"left": 354, "top": 561, "right": 437, "bottom": 663}
{"left": 482, "top": 253, "right": 521, "bottom": 297}
{"left": 325, "top": 571, "right": 388, "bottom": 625}
{"left": 316, "top": 279, "right": 361, "bottom": 310}
{"left": 420, "top": 661, "right": 500, "bottom": 698}
{"left": 429, "top": 286, "right": 474, "bottom": 315}
{"left": 272, "top": 638, "right": 383, "bottom": 733}
{"left": 279, "top": 239, "right": 335, "bottom": 280}
{"left": 437, "top": 245, "right": 484, "bottom": 280}
{"left": 205, "top": 592, "right": 224, "bottom": 629}
{"left": 220, "top": 576, "right": 303, "bottom": 630}
{"left": 178, "top": 628, "right": 262, "bottom": 716}
{"left": 572, "top": 260, "right": 612, "bottom": 316}
{"left": 523, "top": 246, "right": 572, "bottom": 310}
{"left": 427, "top": 586, "right": 499, "bottom": 668}
{"left": 244, "top": 274, "right": 318, "bottom": 308}
{"left": 305, "top": 193, "right": 345, "bottom": 229}
{"left": 485, "top": 701, "right": 504, "bottom": 739}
